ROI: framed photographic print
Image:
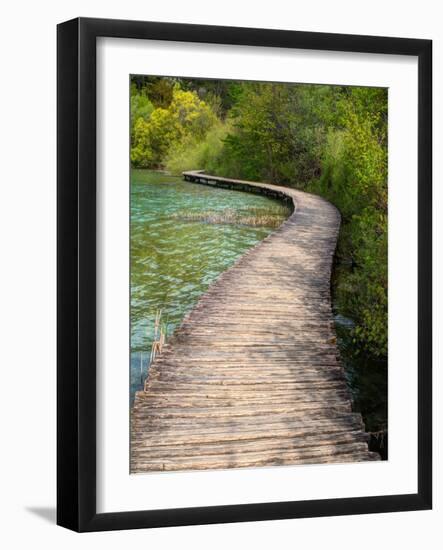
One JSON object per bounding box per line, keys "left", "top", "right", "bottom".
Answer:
{"left": 57, "top": 17, "right": 432, "bottom": 531}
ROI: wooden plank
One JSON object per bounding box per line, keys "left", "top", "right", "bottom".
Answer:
{"left": 131, "top": 444, "right": 379, "bottom": 472}
{"left": 131, "top": 431, "right": 370, "bottom": 458}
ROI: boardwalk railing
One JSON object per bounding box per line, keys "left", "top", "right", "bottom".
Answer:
{"left": 130, "top": 171, "right": 379, "bottom": 472}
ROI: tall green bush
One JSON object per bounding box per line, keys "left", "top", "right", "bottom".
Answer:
{"left": 131, "top": 85, "right": 218, "bottom": 168}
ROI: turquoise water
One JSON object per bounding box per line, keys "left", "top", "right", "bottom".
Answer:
{"left": 130, "top": 170, "right": 290, "bottom": 401}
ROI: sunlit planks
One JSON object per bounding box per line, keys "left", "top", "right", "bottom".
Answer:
{"left": 130, "top": 171, "right": 379, "bottom": 473}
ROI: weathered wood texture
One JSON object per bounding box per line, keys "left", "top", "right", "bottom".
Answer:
{"left": 131, "top": 171, "right": 379, "bottom": 472}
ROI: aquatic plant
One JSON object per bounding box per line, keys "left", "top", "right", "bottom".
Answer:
{"left": 170, "top": 206, "right": 289, "bottom": 228}
{"left": 149, "top": 309, "right": 167, "bottom": 365}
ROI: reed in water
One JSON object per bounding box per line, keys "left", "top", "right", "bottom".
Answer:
{"left": 171, "top": 205, "right": 289, "bottom": 228}
{"left": 145, "top": 309, "right": 167, "bottom": 390}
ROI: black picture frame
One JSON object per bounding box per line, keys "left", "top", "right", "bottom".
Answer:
{"left": 57, "top": 17, "right": 432, "bottom": 532}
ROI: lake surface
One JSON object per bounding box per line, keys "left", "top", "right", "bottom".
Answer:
{"left": 130, "top": 169, "right": 289, "bottom": 400}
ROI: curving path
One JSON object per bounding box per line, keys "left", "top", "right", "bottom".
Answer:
{"left": 130, "top": 171, "right": 379, "bottom": 472}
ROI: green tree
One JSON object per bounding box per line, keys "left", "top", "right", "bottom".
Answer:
{"left": 131, "top": 85, "right": 217, "bottom": 168}
{"left": 130, "top": 94, "right": 154, "bottom": 145}
{"left": 219, "top": 83, "right": 325, "bottom": 185}
{"left": 318, "top": 87, "right": 388, "bottom": 356}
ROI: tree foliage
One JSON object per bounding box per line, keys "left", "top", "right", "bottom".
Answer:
{"left": 131, "top": 85, "right": 217, "bottom": 168}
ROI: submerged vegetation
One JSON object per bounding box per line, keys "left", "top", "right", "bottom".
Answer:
{"left": 170, "top": 205, "right": 290, "bottom": 228}
{"left": 131, "top": 76, "right": 388, "bottom": 359}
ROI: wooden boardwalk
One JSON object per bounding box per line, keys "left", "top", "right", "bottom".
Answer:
{"left": 130, "top": 171, "right": 379, "bottom": 472}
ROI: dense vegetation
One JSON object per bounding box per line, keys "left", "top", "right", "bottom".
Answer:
{"left": 131, "top": 77, "right": 388, "bottom": 358}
